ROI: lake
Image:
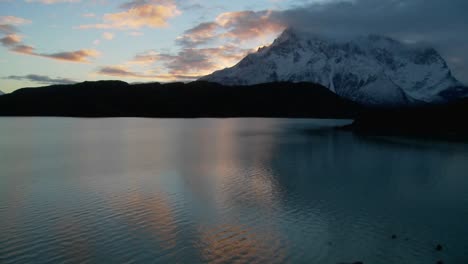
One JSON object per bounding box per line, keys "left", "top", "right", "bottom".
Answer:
{"left": 1, "top": 118, "right": 468, "bottom": 264}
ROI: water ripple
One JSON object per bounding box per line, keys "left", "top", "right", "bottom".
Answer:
{"left": 1, "top": 118, "right": 468, "bottom": 263}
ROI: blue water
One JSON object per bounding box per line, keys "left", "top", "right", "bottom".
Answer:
{"left": 1, "top": 118, "right": 468, "bottom": 264}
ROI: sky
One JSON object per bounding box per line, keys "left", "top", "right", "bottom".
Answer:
{"left": 0, "top": 0, "right": 467, "bottom": 93}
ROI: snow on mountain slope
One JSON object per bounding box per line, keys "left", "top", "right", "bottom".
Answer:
{"left": 201, "top": 28, "right": 465, "bottom": 105}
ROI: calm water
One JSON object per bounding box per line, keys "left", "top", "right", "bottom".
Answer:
{"left": 1, "top": 118, "right": 468, "bottom": 264}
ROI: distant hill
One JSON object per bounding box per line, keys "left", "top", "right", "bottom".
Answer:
{"left": 0, "top": 90, "right": 4, "bottom": 96}
{"left": 0, "top": 81, "right": 359, "bottom": 118}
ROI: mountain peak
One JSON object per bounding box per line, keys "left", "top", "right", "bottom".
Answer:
{"left": 276, "top": 27, "right": 300, "bottom": 40}
{"left": 201, "top": 30, "right": 465, "bottom": 105}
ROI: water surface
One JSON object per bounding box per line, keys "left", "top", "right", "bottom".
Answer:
{"left": 1, "top": 118, "right": 468, "bottom": 263}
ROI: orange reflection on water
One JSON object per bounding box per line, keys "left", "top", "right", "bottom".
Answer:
{"left": 197, "top": 224, "right": 287, "bottom": 264}
{"left": 53, "top": 216, "right": 92, "bottom": 263}
{"left": 108, "top": 190, "right": 179, "bottom": 251}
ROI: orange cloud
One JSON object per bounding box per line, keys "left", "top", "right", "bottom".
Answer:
{"left": 102, "top": 32, "right": 114, "bottom": 40}
{"left": 95, "top": 8, "right": 283, "bottom": 82}
{"left": 0, "top": 15, "right": 97, "bottom": 63}
{"left": 82, "top": 13, "right": 96, "bottom": 18}
{"left": 0, "top": 16, "right": 32, "bottom": 26}
{"left": 11, "top": 44, "right": 35, "bottom": 55}
{"left": 0, "top": 34, "right": 22, "bottom": 46}
{"left": 25, "top": 0, "right": 80, "bottom": 3}
{"left": 42, "top": 49, "right": 100, "bottom": 62}
{"left": 130, "top": 50, "right": 160, "bottom": 65}
{"left": 98, "top": 45, "right": 253, "bottom": 81}
{"left": 9, "top": 43, "right": 99, "bottom": 62}
{"left": 96, "top": 65, "right": 150, "bottom": 78}
{"left": 96, "top": 65, "right": 205, "bottom": 81}
{"left": 0, "top": 24, "right": 16, "bottom": 34}
{"left": 176, "top": 22, "right": 219, "bottom": 47}
{"left": 26, "top": 0, "right": 80, "bottom": 5}
{"left": 216, "top": 10, "right": 285, "bottom": 41}
{"left": 176, "top": 10, "right": 284, "bottom": 48}
{"left": 160, "top": 46, "right": 251, "bottom": 76}
{"left": 129, "top": 31, "right": 144, "bottom": 36}
{"left": 78, "top": 0, "right": 180, "bottom": 30}
{"left": 0, "top": 16, "right": 32, "bottom": 34}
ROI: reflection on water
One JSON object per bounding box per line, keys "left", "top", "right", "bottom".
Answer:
{"left": 197, "top": 224, "right": 287, "bottom": 264}
{"left": 1, "top": 118, "right": 468, "bottom": 263}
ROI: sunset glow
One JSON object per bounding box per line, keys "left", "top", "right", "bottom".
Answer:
{"left": 0, "top": 0, "right": 293, "bottom": 92}
{"left": 1, "top": 0, "right": 467, "bottom": 92}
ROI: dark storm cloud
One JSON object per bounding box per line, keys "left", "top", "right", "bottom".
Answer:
{"left": 275, "top": 0, "right": 467, "bottom": 40}
{"left": 5, "top": 74, "right": 77, "bottom": 85}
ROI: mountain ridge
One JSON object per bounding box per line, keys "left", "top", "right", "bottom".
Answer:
{"left": 0, "top": 80, "right": 358, "bottom": 118}
{"left": 201, "top": 28, "right": 466, "bottom": 106}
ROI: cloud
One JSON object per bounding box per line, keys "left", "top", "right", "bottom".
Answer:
{"left": 177, "top": 0, "right": 468, "bottom": 83}
{"left": 78, "top": 0, "right": 180, "bottom": 30}
{"left": 129, "top": 31, "right": 143, "bottom": 36}
{"left": 96, "top": 65, "right": 151, "bottom": 78}
{"left": 5, "top": 74, "right": 76, "bottom": 85}
{"left": 0, "top": 16, "right": 32, "bottom": 25}
{"left": 11, "top": 44, "right": 35, "bottom": 54}
{"left": 97, "top": 44, "right": 253, "bottom": 82}
{"left": 0, "top": 16, "right": 31, "bottom": 34}
{"left": 2, "top": 38, "right": 99, "bottom": 62}
{"left": 25, "top": 0, "right": 80, "bottom": 4}
{"left": 102, "top": 32, "right": 114, "bottom": 40}
{"left": 2, "top": 41, "right": 99, "bottom": 62}
{"left": 158, "top": 46, "right": 251, "bottom": 76}
{"left": 280, "top": 0, "right": 468, "bottom": 83}
{"left": 0, "top": 34, "right": 21, "bottom": 46}
{"left": 41, "top": 49, "right": 100, "bottom": 62}
{"left": 0, "top": 24, "right": 17, "bottom": 34}
{"left": 129, "top": 50, "right": 160, "bottom": 65}
{"left": 82, "top": 13, "right": 96, "bottom": 18}
{"left": 177, "top": 10, "right": 284, "bottom": 48}
{"left": 215, "top": 10, "right": 284, "bottom": 41}
{"left": 96, "top": 65, "right": 206, "bottom": 81}
{"left": 176, "top": 22, "right": 219, "bottom": 47}
{"left": 0, "top": 16, "right": 99, "bottom": 63}
{"left": 161, "top": 10, "right": 285, "bottom": 80}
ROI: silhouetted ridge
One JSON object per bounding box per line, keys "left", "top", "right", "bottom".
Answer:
{"left": 0, "top": 80, "right": 358, "bottom": 118}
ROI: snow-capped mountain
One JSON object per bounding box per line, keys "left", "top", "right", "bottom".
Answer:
{"left": 0, "top": 90, "right": 4, "bottom": 96}
{"left": 201, "top": 28, "right": 465, "bottom": 105}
